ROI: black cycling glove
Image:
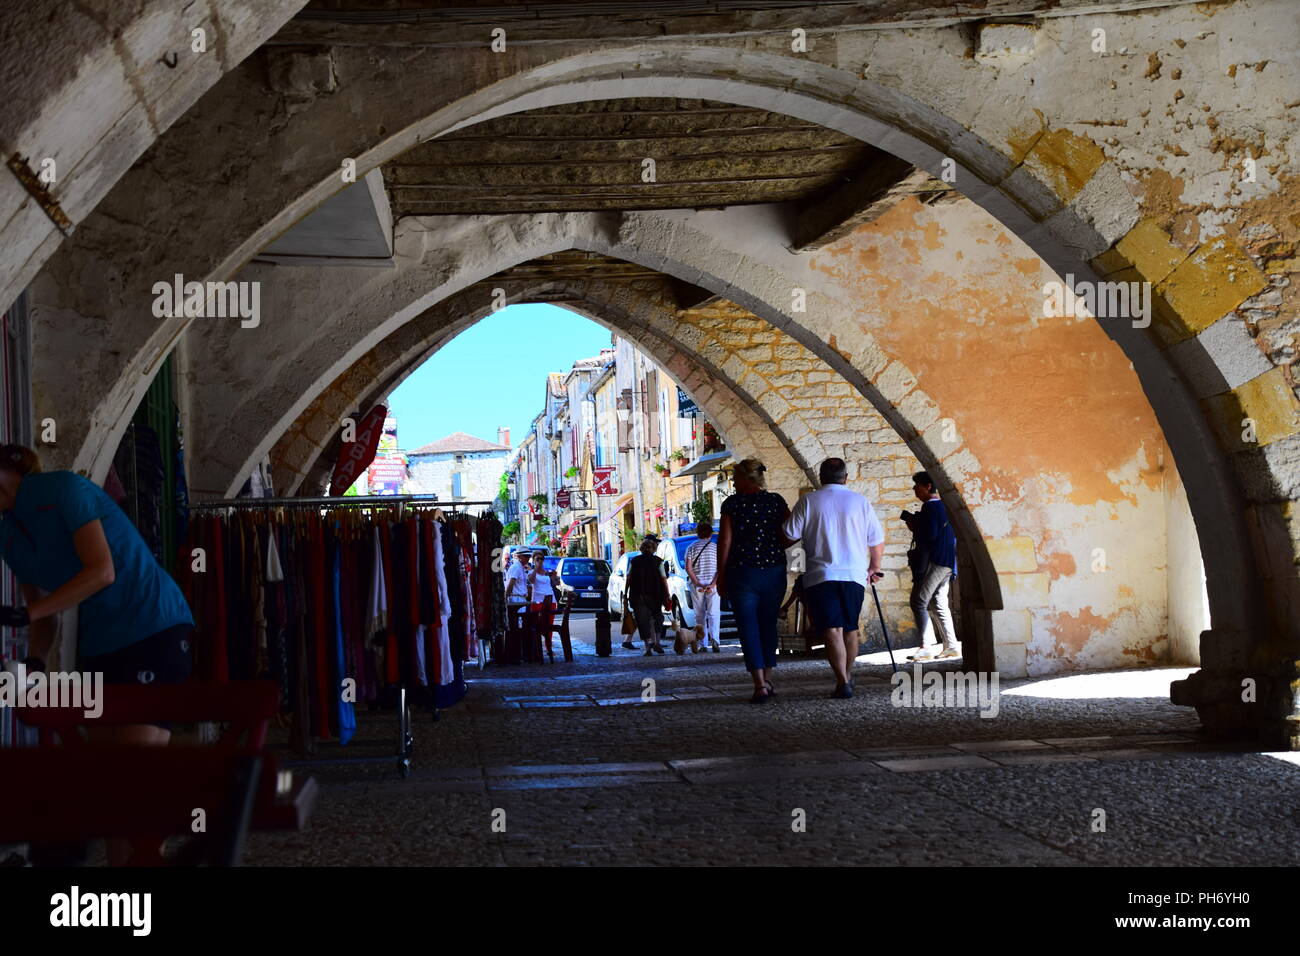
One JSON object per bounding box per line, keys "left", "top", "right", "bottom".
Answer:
{"left": 0, "top": 605, "right": 30, "bottom": 628}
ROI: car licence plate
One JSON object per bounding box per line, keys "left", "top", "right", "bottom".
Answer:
{"left": 582, "top": 591, "right": 600, "bottom": 597}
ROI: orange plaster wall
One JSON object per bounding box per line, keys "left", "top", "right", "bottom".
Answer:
{"left": 811, "top": 197, "right": 1166, "bottom": 510}
{"left": 810, "top": 197, "right": 1177, "bottom": 672}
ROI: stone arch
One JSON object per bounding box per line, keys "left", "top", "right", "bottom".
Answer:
{"left": 0, "top": 1, "right": 305, "bottom": 313}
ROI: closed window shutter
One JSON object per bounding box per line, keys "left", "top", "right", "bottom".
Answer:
{"left": 646, "top": 370, "right": 659, "bottom": 452}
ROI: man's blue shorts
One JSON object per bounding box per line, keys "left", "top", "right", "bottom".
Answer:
{"left": 803, "top": 580, "right": 866, "bottom": 630}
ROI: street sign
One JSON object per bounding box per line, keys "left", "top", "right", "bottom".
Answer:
{"left": 677, "top": 386, "right": 699, "bottom": 418}
{"left": 556, "top": 488, "right": 571, "bottom": 508}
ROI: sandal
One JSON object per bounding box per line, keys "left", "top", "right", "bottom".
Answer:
{"left": 764, "top": 682, "right": 776, "bottom": 697}
{"left": 749, "top": 688, "right": 770, "bottom": 704}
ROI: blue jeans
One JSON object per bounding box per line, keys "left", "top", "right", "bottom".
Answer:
{"left": 729, "top": 565, "right": 786, "bottom": 672}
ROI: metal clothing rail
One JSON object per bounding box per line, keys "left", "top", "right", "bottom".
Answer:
{"left": 191, "top": 494, "right": 497, "bottom": 511}
{"left": 189, "top": 496, "right": 496, "bottom": 520}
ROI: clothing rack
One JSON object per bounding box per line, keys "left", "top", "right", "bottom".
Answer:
{"left": 186, "top": 495, "right": 499, "bottom": 779}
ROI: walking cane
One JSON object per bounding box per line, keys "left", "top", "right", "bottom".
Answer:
{"left": 870, "top": 582, "right": 899, "bottom": 674}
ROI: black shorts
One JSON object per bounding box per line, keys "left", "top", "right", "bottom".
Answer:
{"left": 803, "top": 580, "right": 866, "bottom": 631}
{"left": 81, "top": 624, "right": 194, "bottom": 729}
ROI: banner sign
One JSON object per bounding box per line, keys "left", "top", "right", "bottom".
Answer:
{"left": 329, "top": 404, "right": 386, "bottom": 496}
{"left": 593, "top": 466, "right": 618, "bottom": 496}
{"left": 556, "top": 489, "right": 571, "bottom": 509}
{"left": 677, "top": 387, "right": 699, "bottom": 418}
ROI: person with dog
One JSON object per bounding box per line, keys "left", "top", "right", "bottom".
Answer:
{"left": 626, "top": 534, "right": 671, "bottom": 656}
{"left": 782, "top": 457, "right": 884, "bottom": 699}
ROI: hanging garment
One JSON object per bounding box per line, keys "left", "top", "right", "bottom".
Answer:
{"left": 432, "top": 520, "right": 453, "bottom": 686}
{"left": 246, "top": 514, "right": 268, "bottom": 678}
{"left": 405, "top": 516, "right": 421, "bottom": 686}
{"left": 310, "top": 515, "right": 332, "bottom": 738}
{"left": 263, "top": 523, "right": 291, "bottom": 715}
{"left": 365, "top": 525, "right": 387, "bottom": 640}
{"left": 378, "top": 519, "right": 399, "bottom": 684}
{"left": 266, "top": 527, "right": 284, "bottom": 583}
{"left": 437, "top": 520, "right": 466, "bottom": 708}
{"left": 207, "top": 515, "right": 229, "bottom": 683}
{"left": 331, "top": 536, "right": 356, "bottom": 745}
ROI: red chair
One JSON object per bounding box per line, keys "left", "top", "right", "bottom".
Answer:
{"left": 548, "top": 593, "right": 575, "bottom": 662}
{"left": 5, "top": 680, "right": 316, "bottom": 866}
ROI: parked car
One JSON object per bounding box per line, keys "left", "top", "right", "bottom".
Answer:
{"left": 555, "top": 557, "right": 611, "bottom": 610}
{"left": 658, "top": 535, "right": 735, "bottom": 633}
{"left": 606, "top": 551, "right": 632, "bottom": 617}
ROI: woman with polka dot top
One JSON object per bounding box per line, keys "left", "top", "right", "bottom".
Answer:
{"left": 717, "top": 458, "right": 791, "bottom": 703}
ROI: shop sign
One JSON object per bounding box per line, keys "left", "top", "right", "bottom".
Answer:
{"left": 593, "top": 466, "right": 618, "bottom": 495}
{"left": 329, "top": 403, "right": 386, "bottom": 496}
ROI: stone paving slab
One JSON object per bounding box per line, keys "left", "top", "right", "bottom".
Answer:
{"left": 669, "top": 749, "right": 856, "bottom": 771}
{"left": 951, "top": 739, "right": 1053, "bottom": 752}
{"left": 1086, "top": 748, "right": 1177, "bottom": 761}
{"left": 519, "top": 700, "right": 597, "bottom": 708}
{"left": 488, "top": 772, "right": 682, "bottom": 791}
{"left": 988, "top": 752, "right": 1101, "bottom": 767}
{"left": 849, "top": 745, "right": 958, "bottom": 759}
{"left": 876, "top": 754, "right": 1001, "bottom": 772}
{"left": 486, "top": 761, "right": 668, "bottom": 777}
{"left": 680, "top": 761, "right": 887, "bottom": 785}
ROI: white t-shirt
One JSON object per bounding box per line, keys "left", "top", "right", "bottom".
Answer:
{"left": 529, "top": 564, "right": 555, "bottom": 600}
{"left": 504, "top": 561, "right": 531, "bottom": 602}
{"left": 782, "top": 483, "right": 885, "bottom": 588}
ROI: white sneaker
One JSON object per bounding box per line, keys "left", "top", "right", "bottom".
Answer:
{"left": 936, "top": 647, "right": 961, "bottom": 660}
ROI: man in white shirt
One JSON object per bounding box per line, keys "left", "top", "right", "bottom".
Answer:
{"left": 504, "top": 549, "right": 533, "bottom": 605}
{"left": 782, "top": 458, "right": 885, "bottom": 699}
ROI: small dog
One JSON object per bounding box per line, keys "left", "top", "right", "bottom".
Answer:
{"left": 674, "top": 624, "right": 703, "bottom": 655}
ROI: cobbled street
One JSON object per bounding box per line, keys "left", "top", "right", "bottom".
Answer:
{"left": 246, "top": 616, "right": 1300, "bottom": 867}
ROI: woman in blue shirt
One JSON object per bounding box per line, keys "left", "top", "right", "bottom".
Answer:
{"left": 0, "top": 445, "right": 195, "bottom": 745}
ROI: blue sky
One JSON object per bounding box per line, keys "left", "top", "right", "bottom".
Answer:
{"left": 388, "top": 303, "right": 612, "bottom": 453}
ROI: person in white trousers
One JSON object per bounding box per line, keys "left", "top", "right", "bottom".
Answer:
{"left": 685, "top": 522, "right": 722, "bottom": 653}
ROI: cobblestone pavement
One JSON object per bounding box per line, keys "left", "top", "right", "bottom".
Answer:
{"left": 245, "top": 615, "right": 1300, "bottom": 866}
